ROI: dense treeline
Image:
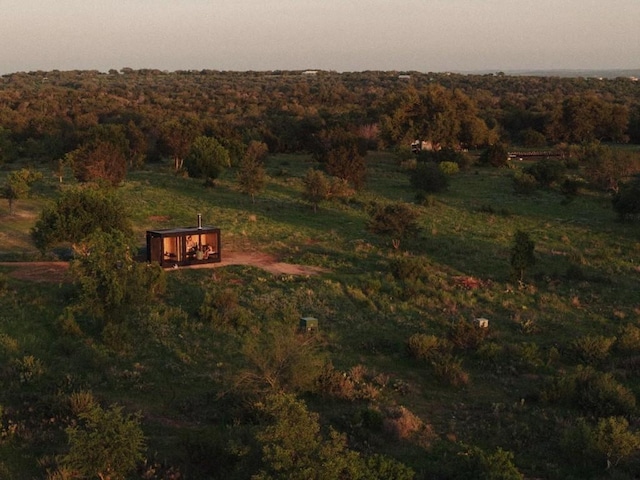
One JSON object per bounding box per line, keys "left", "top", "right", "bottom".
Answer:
{"left": 1, "top": 69, "right": 639, "bottom": 168}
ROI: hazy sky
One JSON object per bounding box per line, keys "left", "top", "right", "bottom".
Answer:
{"left": 1, "top": 0, "right": 638, "bottom": 74}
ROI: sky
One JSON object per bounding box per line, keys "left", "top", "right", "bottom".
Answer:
{"left": 1, "top": 0, "right": 639, "bottom": 75}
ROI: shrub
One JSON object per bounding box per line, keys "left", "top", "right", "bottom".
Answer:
{"left": 31, "top": 187, "right": 133, "bottom": 253}
{"left": 367, "top": 203, "right": 420, "bottom": 247}
{"left": 409, "top": 161, "right": 449, "bottom": 193}
{"left": 407, "top": 333, "right": 442, "bottom": 361}
{"left": 58, "top": 404, "right": 146, "bottom": 480}
{"left": 571, "top": 335, "right": 616, "bottom": 364}
{"left": 13, "top": 355, "right": 45, "bottom": 384}
{"left": 617, "top": 324, "right": 640, "bottom": 352}
{"left": 447, "top": 319, "right": 488, "bottom": 351}
{"left": 431, "top": 354, "right": 469, "bottom": 387}
{"left": 438, "top": 161, "right": 459, "bottom": 175}
{"left": 525, "top": 158, "right": 566, "bottom": 187}
{"left": 391, "top": 257, "right": 431, "bottom": 282}
{"left": 382, "top": 406, "right": 426, "bottom": 441}
{"left": 543, "top": 366, "right": 636, "bottom": 416}
{"left": 512, "top": 170, "right": 538, "bottom": 194}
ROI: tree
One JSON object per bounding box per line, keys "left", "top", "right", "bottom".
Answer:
{"left": 31, "top": 187, "right": 133, "bottom": 252}
{"left": 254, "top": 393, "right": 414, "bottom": 480}
{"left": 479, "top": 143, "right": 509, "bottom": 168}
{"left": 324, "top": 144, "right": 367, "bottom": 190}
{"left": 70, "top": 229, "right": 166, "bottom": 322}
{"left": 1, "top": 168, "right": 42, "bottom": 214}
{"left": 302, "top": 169, "right": 331, "bottom": 213}
{"left": 70, "top": 124, "right": 131, "bottom": 186}
{"left": 237, "top": 141, "right": 268, "bottom": 202}
{"left": 592, "top": 416, "right": 640, "bottom": 470}
{"left": 234, "top": 322, "right": 326, "bottom": 397}
{"left": 368, "top": 202, "right": 420, "bottom": 249}
{"left": 510, "top": 230, "right": 535, "bottom": 282}
{"left": 160, "top": 116, "right": 201, "bottom": 171}
{"left": 72, "top": 139, "right": 128, "bottom": 186}
{"left": 612, "top": 176, "right": 640, "bottom": 221}
{"left": 184, "top": 135, "right": 230, "bottom": 183}
{"left": 58, "top": 403, "right": 145, "bottom": 480}
{"left": 581, "top": 143, "right": 640, "bottom": 193}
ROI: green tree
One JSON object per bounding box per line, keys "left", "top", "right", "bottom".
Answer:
{"left": 160, "top": 116, "right": 201, "bottom": 171}
{"left": 582, "top": 142, "right": 640, "bottom": 193}
{"left": 58, "top": 404, "right": 145, "bottom": 480}
{"left": 254, "top": 393, "right": 414, "bottom": 480}
{"left": 70, "top": 229, "right": 166, "bottom": 322}
{"left": 324, "top": 144, "right": 367, "bottom": 190}
{"left": 510, "top": 230, "right": 535, "bottom": 282}
{"left": 184, "top": 135, "right": 231, "bottom": 183}
{"left": 368, "top": 202, "right": 420, "bottom": 249}
{"left": 237, "top": 141, "right": 268, "bottom": 202}
{"left": 234, "top": 322, "right": 326, "bottom": 397}
{"left": 31, "top": 187, "right": 133, "bottom": 252}
{"left": 1, "top": 168, "right": 42, "bottom": 214}
{"left": 302, "top": 168, "right": 331, "bottom": 213}
{"left": 592, "top": 416, "right": 640, "bottom": 470}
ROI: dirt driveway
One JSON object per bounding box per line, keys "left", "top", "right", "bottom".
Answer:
{"left": 0, "top": 250, "right": 327, "bottom": 283}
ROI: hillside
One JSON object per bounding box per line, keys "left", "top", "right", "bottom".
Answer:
{"left": 1, "top": 149, "right": 640, "bottom": 478}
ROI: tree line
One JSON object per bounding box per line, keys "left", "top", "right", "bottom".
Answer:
{"left": 0, "top": 69, "right": 638, "bottom": 169}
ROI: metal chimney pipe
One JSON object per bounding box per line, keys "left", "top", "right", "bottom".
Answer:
{"left": 197, "top": 213, "right": 202, "bottom": 229}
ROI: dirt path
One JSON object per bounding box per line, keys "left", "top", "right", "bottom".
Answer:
{"left": 0, "top": 250, "right": 328, "bottom": 283}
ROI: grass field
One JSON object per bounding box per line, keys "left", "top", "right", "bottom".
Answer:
{"left": 1, "top": 152, "right": 640, "bottom": 478}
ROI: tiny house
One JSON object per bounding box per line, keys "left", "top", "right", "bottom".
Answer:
{"left": 146, "top": 215, "right": 221, "bottom": 267}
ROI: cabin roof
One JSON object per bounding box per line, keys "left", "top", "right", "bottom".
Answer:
{"left": 147, "top": 226, "right": 220, "bottom": 236}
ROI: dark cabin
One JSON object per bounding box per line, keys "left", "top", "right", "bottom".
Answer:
{"left": 146, "top": 215, "right": 221, "bottom": 267}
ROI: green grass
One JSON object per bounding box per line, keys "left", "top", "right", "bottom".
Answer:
{"left": 2, "top": 154, "right": 640, "bottom": 478}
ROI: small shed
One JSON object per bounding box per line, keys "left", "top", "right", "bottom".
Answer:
{"left": 299, "top": 317, "right": 318, "bottom": 333}
{"left": 146, "top": 215, "right": 221, "bottom": 267}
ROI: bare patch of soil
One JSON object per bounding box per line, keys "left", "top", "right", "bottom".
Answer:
{"left": 0, "top": 250, "right": 328, "bottom": 283}
{"left": 0, "top": 262, "right": 71, "bottom": 283}
{"left": 183, "top": 250, "right": 329, "bottom": 276}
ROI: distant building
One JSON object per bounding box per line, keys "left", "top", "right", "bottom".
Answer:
{"left": 302, "top": 70, "right": 318, "bottom": 76}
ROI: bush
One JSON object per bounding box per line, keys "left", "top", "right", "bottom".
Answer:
{"left": 407, "top": 333, "right": 443, "bottom": 361}
{"left": 409, "top": 161, "right": 449, "bottom": 193}
{"left": 438, "top": 161, "right": 459, "bottom": 175}
{"left": 390, "top": 257, "right": 431, "bottom": 282}
{"left": 617, "top": 324, "right": 640, "bottom": 352}
{"left": 31, "top": 187, "right": 133, "bottom": 253}
{"left": 571, "top": 335, "right": 616, "bottom": 364}
{"left": 525, "top": 158, "right": 566, "bottom": 187}
{"left": 512, "top": 170, "right": 538, "bottom": 194}
{"left": 543, "top": 366, "right": 636, "bottom": 416}
{"left": 431, "top": 354, "right": 469, "bottom": 387}
{"left": 367, "top": 202, "right": 420, "bottom": 247}
{"left": 58, "top": 404, "right": 145, "bottom": 480}
{"left": 447, "top": 319, "right": 488, "bottom": 351}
